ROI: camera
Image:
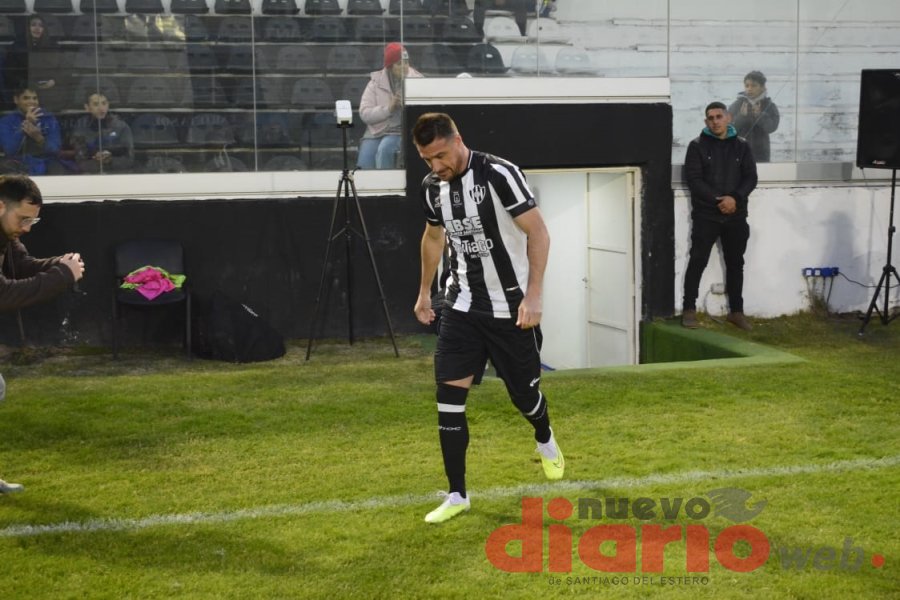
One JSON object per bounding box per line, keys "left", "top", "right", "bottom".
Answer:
{"left": 335, "top": 100, "right": 353, "bottom": 126}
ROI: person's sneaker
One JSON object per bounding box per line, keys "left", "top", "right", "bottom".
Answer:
{"left": 424, "top": 491, "right": 470, "bottom": 524}
{"left": 0, "top": 478, "right": 23, "bottom": 494}
{"left": 726, "top": 312, "right": 753, "bottom": 331}
{"left": 681, "top": 309, "right": 699, "bottom": 329}
{"left": 537, "top": 436, "right": 565, "bottom": 480}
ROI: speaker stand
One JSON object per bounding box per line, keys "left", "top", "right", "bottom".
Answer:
{"left": 859, "top": 169, "right": 899, "bottom": 334}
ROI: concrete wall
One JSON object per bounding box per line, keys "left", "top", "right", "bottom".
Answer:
{"left": 674, "top": 178, "right": 899, "bottom": 317}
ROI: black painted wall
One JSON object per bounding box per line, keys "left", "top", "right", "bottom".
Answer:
{"left": 2, "top": 102, "right": 674, "bottom": 348}
{"left": 2, "top": 195, "right": 424, "bottom": 347}
{"left": 405, "top": 102, "right": 674, "bottom": 321}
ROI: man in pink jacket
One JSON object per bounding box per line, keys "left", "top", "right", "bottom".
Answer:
{"left": 357, "top": 42, "right": 423, "bottom": 170}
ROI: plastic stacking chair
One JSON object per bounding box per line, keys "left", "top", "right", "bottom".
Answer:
{"left": 112, "top": 239, "right": 191, "bottom": 360}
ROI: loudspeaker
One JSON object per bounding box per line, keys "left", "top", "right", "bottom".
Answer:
{"left": 857, "top": 69, "right": 900, "bottom": 169}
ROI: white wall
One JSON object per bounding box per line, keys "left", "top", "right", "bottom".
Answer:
{"left": 674, "top": 179, "right": 900, "bottom": 317}
{"left": 532, "top": 0, "right": 900, "bottom": 163}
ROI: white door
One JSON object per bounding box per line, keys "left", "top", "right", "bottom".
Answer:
{"left": 528, "top": 169, "right": 639, "bottom": 369}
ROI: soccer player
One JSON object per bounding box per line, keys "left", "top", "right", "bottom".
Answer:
{"left": 412, "top": 112, "right": 564, "bottom": 524}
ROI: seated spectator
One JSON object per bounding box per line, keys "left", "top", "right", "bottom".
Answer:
{"left": 728, "top": 70, "right": 780, "bottom": 163}
{"left": 358, "top": 43, "right": 423, "bottom": 170}
{"left": 4, "top": 16, "right": 66, "bottom": 112}
{"left": 69, "top": 93, "right": 134, "bottom": 174}
{"left": 0, "top": 87, "right": 71, "bottom": 175}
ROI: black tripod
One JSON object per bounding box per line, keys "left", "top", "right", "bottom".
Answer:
{"left": 305, "top": 121, "right": 399, "bottom": 359}
{"left": 859, "top": 169, "right": 900, "bottom": 335}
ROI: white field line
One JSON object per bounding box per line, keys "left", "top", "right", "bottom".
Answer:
{"left": 1, "top": 454, "right": 897, "bottom": 539}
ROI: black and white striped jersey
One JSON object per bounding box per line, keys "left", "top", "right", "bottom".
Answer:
{"left": 420, "top": 150, "right": 538, "bottom": 318}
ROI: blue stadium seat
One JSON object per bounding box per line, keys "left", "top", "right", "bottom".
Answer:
{"left": 69, "top": 15, "right": 128, "bottom": 40}
{"left": 262, "top": 16, "right": 304, "bottom": 40}
{"left": 466, "top": 42, "right": 507, "bottom": 74}
{"left": 325, "top": 46, "right": 367, "bottom": 74}
{"left": 72, "top": 45, "right": 120, "bottom": 71}
{"left": 274, "top": 45, "right": 319, "bottom": 73}
{"left": 124, "top": 0, "right": 162, "bottom": 13}
{"left": 427, "top": 0, "right": 469, "bottom": 17}
{"left": 186, "top": 113, "right": 236, "bottom": 145}
{"left": 290, "top": 77, "right": 334, "bottom": 108}
{"left": 131, "top": 113, "right": 180, "bottom": 147}
{"left": 440, "top": 16, "right": 479, "bottom": 42}
{"left": 389, "top": 0, "right": 425, "bottom": 15}
{"left": 347, "top": 0, "right": 383, "bottom": 15}
{"left": 217, "top": 16, "right": 253, "bottom": 41}
{"left": 80, "top": 0, "right": 120, "bottom": 14}
{"left": 340, "top": 77, "right": 369, "bottom": 106}
{"left": 304, "top": 0, "right": 341, "bottom": 15}
{"left": 119, "top": 48, "right": 172, "bottom": 71}
{"left": 170, "top": 0, "right": 209, "bottom": 13}
{"left": 181, "top": 15, "right": 211, "bottom": 40}
{"left": 235, "top": 113, "right": 297, "bottom": 147}
{"left": 264, "top": 155, "right": 307, "bottom": 171}
{"left": 215, "top": 0, "right": 250, "bottom": 14}
{"left": 0, "top": 15, "right": 13, "bottom": 40}
{"left": 183, "top": 44, "right": 219, "bottom": 71}
{"left": 0, "top": 0, "right": 26, "bottom": 13}
{"left": 354, "top": 15, "right": 392, "bottom": 41}
{"left": 402, "top": 15, "right": 433, "bottom": 39}
{"left": 418, "top": 43, "right": 463, "bottom": 76}
{"left": 34, "top": 0, "right": 74, "bottom": 12}
{"left": 302, "top": 112, "right": 344, "bottom": 169}
{"left": 126, "top": 77, "right": 177, "bottom": 107}
{"left": 185, "top": 77, "right": 230, "bottom": 107}
{"left": 143, "top": 155, "right": 186, "bottom": 173}
{"left": 204, "top": 154, "right": 248, "bottom": 171}
{"left": 222, "top": 44, "right": 266, "bottom": 72}
{"left": 230, "top": 77, "right": 285, "bottom": 108}
{"left": 311, "top": 15, "right": 347, "bottom": 41}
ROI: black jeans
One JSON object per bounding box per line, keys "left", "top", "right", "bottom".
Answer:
{"left": 682, "top": 217, "right": 750, "bottom": 313}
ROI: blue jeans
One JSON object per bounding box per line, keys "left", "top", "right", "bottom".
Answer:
{"left": 357, "top": 135, "right": 401, "bottom": 169}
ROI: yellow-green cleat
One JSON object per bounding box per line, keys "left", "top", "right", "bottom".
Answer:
{"left": 537, "top": 437, "right": 565, "bottom": 480}
{"left": 424, "top": 492, "right": 470, "bottom": 524}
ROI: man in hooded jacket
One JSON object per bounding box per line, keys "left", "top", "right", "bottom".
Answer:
{"left": 681, "top": 101, "right": 758, "bottom": 331}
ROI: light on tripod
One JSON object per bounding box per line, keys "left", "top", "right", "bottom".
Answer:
{"left": 335, "top": 100, "right": 353, "bottom": 127}
{"left": 305, "top": 98, "right": 399, "bottom": 360}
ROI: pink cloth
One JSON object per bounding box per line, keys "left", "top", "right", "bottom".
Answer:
{"left": 124, "top": 268, "right": 175, "bottom": 300}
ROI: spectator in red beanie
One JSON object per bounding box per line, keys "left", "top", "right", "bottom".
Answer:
{"left": 357, "top": 42, "right": 423, "bottom": 169}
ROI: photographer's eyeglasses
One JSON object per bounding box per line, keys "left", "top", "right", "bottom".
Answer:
{"left": 19, "top": 216, "right": 40, "bottom": 227}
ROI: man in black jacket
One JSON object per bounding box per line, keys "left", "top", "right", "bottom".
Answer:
{"left": 0, "top": 174, "right": 84, "bottom": 494}
{"left": 681, "top": 102, "right": 758, "bottom": 331}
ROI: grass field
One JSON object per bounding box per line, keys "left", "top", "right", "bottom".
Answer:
{"left": 0, "top": 313, "right": 897, "bottom": 599}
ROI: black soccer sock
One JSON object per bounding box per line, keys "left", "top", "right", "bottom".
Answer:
{"left": 436, "top": 383, "right": 470, "bottom": 497}
{"left": 516, "top": 390, "right": 552, "bottom": 444}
